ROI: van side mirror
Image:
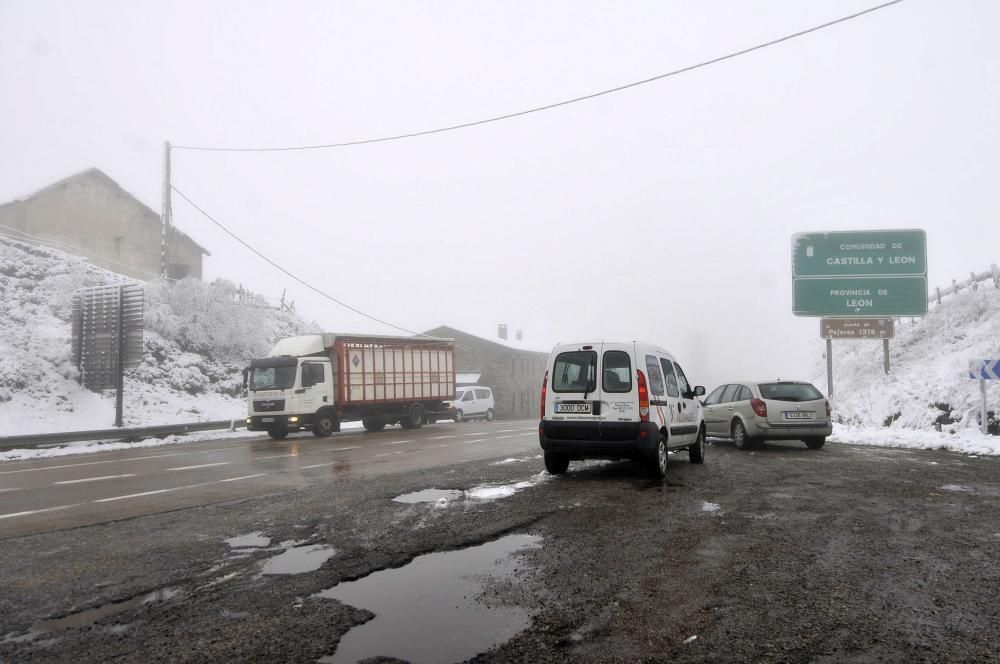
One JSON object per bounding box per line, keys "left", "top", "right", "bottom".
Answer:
{"left": 694, "top": 385, "right": 706, "bottom": 397}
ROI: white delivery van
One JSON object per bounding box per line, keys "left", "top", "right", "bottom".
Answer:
{"left": 539, "top": 341, "right": 706, "bottom": 478}
{"left": 443, "top": 386, "right": 495, "bottom": 422}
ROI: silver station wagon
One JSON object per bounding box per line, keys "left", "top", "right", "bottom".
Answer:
{"left": 702, "top": 380, "right": 832, "bottom": 450}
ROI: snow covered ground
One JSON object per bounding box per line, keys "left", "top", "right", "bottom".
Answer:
{"left": 830, "top": 423, "right": 1000, "bottom": 456}
{"left": 814, "top": 279, "right": 1000, "bottom": 437}
{"left": 0, "top": 237, "right": 314, "bottom": 437}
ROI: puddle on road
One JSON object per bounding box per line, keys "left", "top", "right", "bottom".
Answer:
{"left": 261, "top": 544, "right": 336, "bottom": 575}
{"left": 941, "top": 484, "right": 975, "bottom": 493}
{"left": 225, "top": 532, "right": 271, "bottom": 548}
{"left": 3, "top": 588, "right": 181, "bottom": 643}
{"left": 316, "top": 534, "right": 541, "bottom": 664}
{"left": 393, "top": 488, "right": 463, "bottom": 504}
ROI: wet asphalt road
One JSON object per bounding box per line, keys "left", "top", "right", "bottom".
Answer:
{"left": 1, "top": 431, "right": 999, "bottom": 663}
{"left": 0, "top": 419, "right": 539, "bottom": 538}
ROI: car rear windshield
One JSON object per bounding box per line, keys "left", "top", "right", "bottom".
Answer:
{"left": 602, "top": 350, "right": 632, "bottom": 393}
{"left": 758, "top": 382, "right": 823, "bottom": 402}
{"left": 552, "top": 351, "right": 597, "bottom": 392}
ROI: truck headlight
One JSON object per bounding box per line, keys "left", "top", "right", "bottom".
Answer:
{"left": 288, "top": 416, "right": 299, "bottom": 423}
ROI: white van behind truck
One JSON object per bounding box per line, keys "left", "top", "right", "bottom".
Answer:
{"left": 538, "top": 341, "right": 706, "bottom": 478}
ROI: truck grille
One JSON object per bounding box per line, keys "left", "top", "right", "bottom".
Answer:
{"left": 254, "top": 399, "right": 285, "bottom": 412}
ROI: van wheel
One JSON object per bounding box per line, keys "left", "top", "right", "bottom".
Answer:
{"left": 689, "top": 427, "right": 706, "bottom": 464}
{"left": 732, "top": 420, "right": 753, "bottom": 450}
{"left": 647, "top": 436, "right": 668, "bottom": 479}
{"left": 485, "top": 408, "right": 495, "bottom": 422}
{"left": 401, "top": 405, "right": 425, "bottom": 430}
{"left": 267, "top": 429, "right": 288, "bottom": 440}
{"left": 804, "top": 437, "right": 826, "bottom": 450}
{"left": 312, "top": 410, "right": 337, "bottom": 437}
{"left": 362, "top": 417, "right": 386, "bottom": 432}
{"left": 454, "top": 409, "right": 464, "bottom": 423}
{"left": 544, "top": 452, "right": 569, "bottom": 475}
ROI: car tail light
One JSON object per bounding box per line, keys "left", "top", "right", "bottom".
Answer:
{"left": 637, "top": 370, "right": 649, "bottom": 422}
{"left": 540, "top": 371, "right": 548, "bottom": 419}
{"left": 825, "top": 400, "right": 831, "bottom": 418}
{"left": 750, "top": 398, "right": 767, "bottom": 417}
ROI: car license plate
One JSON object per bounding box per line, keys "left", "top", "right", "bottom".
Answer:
{"left": 555, "top": 403, "right": 592, "bottom": 414}
{"left": 262, "top": 417, "right": 275, "bottom": 423}
{"left": 783, "top": 411, "right": 813, "bottom": 420}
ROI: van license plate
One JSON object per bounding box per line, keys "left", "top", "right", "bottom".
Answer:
{"left": 555, "top": 403, "right": 592, "bottom": 414}
{"left": 783, "top": 411, "right": 813, "bottom": 420}
{"left": 262, "top": 417, "right": 275, "bottom": 423}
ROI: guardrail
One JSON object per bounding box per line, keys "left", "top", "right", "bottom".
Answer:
{"left": 0, "top": 419, "right": 244, "bottom": 452}
{"left": 929, "top": 264, "right": 1000, "bottom": 306}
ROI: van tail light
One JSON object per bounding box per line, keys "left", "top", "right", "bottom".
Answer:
{"left": 825, "top": 400, "right": 831, "bottom": 418}
{"left": 540, "top": 371, "right": 548, "bottom": 419}
{"left": 750, "top": 398, "right": 767, "bottom": 417}
{"left": 637, "top": 370, "right": 649, "bottom": 422}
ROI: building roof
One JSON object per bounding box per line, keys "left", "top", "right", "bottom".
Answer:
{"left": 2, "top": 167, "right": 210, "bottom": 256}
{"left": 424, "top": 325, "right": 552, "bottom": 356}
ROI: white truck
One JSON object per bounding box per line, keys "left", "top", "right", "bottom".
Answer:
{"left": 245, "top": 334, "right": 455, "bottom": 439}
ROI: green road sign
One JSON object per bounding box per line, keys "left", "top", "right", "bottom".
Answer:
{"left": 793, "top": 276, "right": 928, "bottom": 317}
{"left": 792, "top": 229, "right": 926, "bottom": 278}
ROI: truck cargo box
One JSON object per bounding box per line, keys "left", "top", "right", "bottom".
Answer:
{"left": 333, "top": 336, "right": 454, "bottom": 405}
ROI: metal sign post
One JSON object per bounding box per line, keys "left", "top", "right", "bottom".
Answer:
{"left": 826, "top": 338, "right": 833, "bottom": 397}
{"left": 72, "top": 284, "right": 144, "bottom": 427}
{"left": 968, "top": 360, "right": 999, "bottom": 435}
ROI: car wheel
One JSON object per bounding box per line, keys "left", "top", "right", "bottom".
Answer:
{"left": 454, "top": 409, "right": 464, "bottom": 423}
{"left": 267, "top": 429, "right": 288, "bottom": 440}
{"left": 733, "top": 420, "right": 753, "bottom": 450}
{"left": 312, "top": 411, "right": 337, "bottom": 438}
{"left": 804, "top": 437, "right": 826, "bottom": 450}
{"left": 544, "top": 452, "right": 570, "bottom": 475}
{"left": 362, "top": 417, "right": 386, "bottom": 432}
{"left": 689, "top": 426, "right": 706, "bottom": 464}
{"left": 485, "top": 408, "right": 495, "bottom": 422}
{"left": 647, "top": 435, "right": 668, "bottom": 479}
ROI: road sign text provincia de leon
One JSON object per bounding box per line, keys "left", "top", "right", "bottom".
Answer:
{"left": 792, "top": 229, "right": 927, "bottom": 317}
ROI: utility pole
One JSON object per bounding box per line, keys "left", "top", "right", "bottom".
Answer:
{"left": 160, "top": 141, "right": 172, "bottom": 279}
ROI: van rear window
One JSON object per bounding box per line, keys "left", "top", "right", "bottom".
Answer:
{"left": 602, "top": 351, "right": 632, "bottom": 393}
{"left": 758, "top": 382, "right": 823, "bottom": 402}
{"left": 552, "top": 351, "right": 597, "bottom": 392}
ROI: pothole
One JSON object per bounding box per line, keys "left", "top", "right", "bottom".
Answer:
{"left": 316, "top": 534, "right": 541, "bottom": 663}
{"left": 261, "top": 544, "right": 336, "bottom": 575}
{"left": 393, "top": 475, "right": 547, "bottom": 507}
{"left": 2, "top": 588, "right": 181, "bottom": 643}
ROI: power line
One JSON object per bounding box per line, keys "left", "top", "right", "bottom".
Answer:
{"left": 170, "top": 185, "right": 427, "bottom": 337}
{"left": 173, "top": 0, "right": 904, "bottom": 153}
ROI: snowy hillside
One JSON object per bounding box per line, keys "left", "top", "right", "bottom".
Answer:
{"left": 0, "top": 237, "right": 316, "bottom": 434}
{"left": 818, "top": 278, "right": 1000, "bottom": 434}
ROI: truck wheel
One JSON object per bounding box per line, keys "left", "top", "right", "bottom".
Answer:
{"left": 689, "top": 426, "right": 706, "bottom": 464}
{"left": 544, "top": 452, "right": 569, "bottom": 475}
{"left": 267, "top": 429, "right": 288, "bottom": 440}
{"left": 485, "top": 408, "right": 495, "bottom": 422}
{"left": 401, "top": 405, "right": 425, "bottom": 430}
{"left": 312, "top": 410, "right": 337, "bottom": 438}
{"left": 454, "top": 409, "right": 464, "bottom": 423}
{"left": 362, "top": 417, "right": 386, "bottom": 432}
{"left": 646, "top": 435, "right": 668, "bottom": 479}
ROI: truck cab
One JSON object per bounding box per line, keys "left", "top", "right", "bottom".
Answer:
{"left": 246, "top": 355, "right": 335, "bottom": 439}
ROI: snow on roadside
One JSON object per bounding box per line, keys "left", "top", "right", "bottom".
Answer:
{"left": 0, "top": 429, "right": 260, "bottom": 462}
{"left": 831, "top": 423, "right": 1000, "bottom": 456}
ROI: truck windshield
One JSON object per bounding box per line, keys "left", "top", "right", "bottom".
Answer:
{"left": 250, "top": 365, "right": 297, "bottom": 391}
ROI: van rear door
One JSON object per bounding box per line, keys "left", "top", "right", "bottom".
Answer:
{"left": 549, "top": 345, "right": 601, "bottom": 422}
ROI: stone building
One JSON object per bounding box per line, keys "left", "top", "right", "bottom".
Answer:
{"left": 0, "top": 168, "right": 208, "bottom": 281}
{"left": 424, "top": 325, "right": 550, "bottom": 420}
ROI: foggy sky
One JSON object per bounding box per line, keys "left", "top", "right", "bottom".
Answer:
{"left": 2, "top": 0, "right": 999, "bottom": 390}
